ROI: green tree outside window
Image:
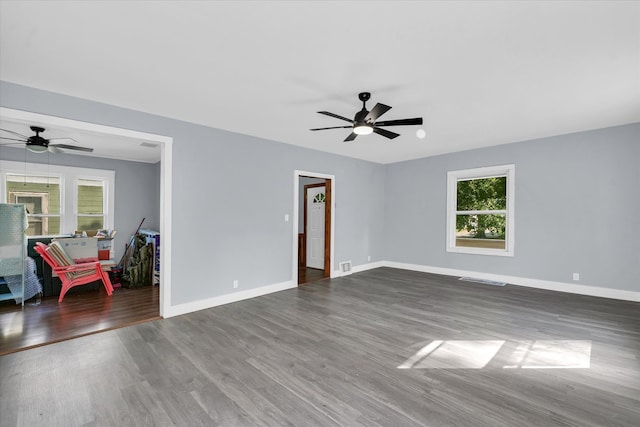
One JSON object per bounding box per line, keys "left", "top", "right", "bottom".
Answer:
{"left": 456, "top": 177, "right": 506, "bottom": 239}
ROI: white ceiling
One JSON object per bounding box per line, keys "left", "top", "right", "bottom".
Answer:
{"left": 1, "top": 1, "right": 638, "bottom": 164}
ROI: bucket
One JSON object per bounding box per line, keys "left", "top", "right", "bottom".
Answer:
{"left": 109, "top": 267, "right": 123, "bottom": 285}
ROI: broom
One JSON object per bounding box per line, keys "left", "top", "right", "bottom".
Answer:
{"left": 117, "top": 217, "right": 145, "bottom": 272}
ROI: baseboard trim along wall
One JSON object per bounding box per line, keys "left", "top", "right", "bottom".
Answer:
{"left": 382, "top": 261, "right": 640, "bottom": 302}
{"left": 167, "top": 261, "right": 637, "bottom": 318}
{"left": 334, "top": 261, "right": 385, "bottom": 277}
{"left": 165, "top": 280, "right": 296, "bottom": 318}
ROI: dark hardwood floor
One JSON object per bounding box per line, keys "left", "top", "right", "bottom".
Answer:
{"left": 298, "top": 266, "right": 326, "bottom": 285}
{"left": 1, "top": 268, "right": 638, "bottom": 426}
{"left": 0, "top": 285, "right": 160, "bottom": 355}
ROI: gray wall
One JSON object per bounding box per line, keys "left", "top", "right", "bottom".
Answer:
{"left": 0, "top": 146, "right": 160, "bottom": 263}
{"left": 4, "top": 80, "right": 635, "bottom": 303}
{"left": 384, "top": 123, "right": 640, "bottom": 292}
{"left": 0, "top": 81, "right": 386, "bottom": 306}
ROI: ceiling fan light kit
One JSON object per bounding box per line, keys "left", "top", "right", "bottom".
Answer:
{"left": 26, "top": 143, "right": 48, "bottom": 153}
{"left": 353, "top": 124, "right": 373, "bottom": 135}
{"left": 310, "top": 92, "right": 423, "bottom": 142}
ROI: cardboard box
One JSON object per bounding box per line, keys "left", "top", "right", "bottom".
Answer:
{"left": 96, "top": 238, "right": 112, "bottom": 250}
{"left": 97, "top": 238, "right": 113, "bottom": 260}
{"left": 53, "top": 237, "right": 97, "bottom": 261}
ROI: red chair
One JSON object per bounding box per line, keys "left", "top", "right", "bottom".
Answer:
{"left": 34, "top": 241, "right": 114, "bottom": 303}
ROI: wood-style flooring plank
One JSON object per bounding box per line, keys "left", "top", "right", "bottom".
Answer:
{"left": 298, "top": 266, "right": 326, "bottom": 285}
{"left": 0, "top": 285, "right": 160, "bottom": 355}
{"left": 1, "top": 268, "right": 639, "bottom": 426}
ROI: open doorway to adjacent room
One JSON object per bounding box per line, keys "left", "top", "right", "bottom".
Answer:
{"left": 294, "top": 171, "right": 335, "bottom": 286}
{"left": 0, "top": 107, "right": 172, "bottom": 355}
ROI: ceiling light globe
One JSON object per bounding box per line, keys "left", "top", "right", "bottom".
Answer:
{"left": 353, "top": 125, "right": 373, "bottom": 135}
{"left": 26, "top": 144, "right": 48, "bottom": 153}
{"left": 416, "top": 129, "right": 426, "bottom": 139}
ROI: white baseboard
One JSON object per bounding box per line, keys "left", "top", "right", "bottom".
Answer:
{"left": 164, "top": 280, "right": 296, "bottom": 318}
{"left": 334, "top": 261, "right": 384, "bottom": 277}
{"left": 165, "top": 260, "right": 637, "bottom": 318}
{"left": 383, "top": 261, "right": 640, "bottom": 302}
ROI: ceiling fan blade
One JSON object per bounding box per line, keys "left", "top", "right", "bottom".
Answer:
{"left": 373, "top": 127, "right": 400, "bottom": 139}
{"left": 0, "top": 137, "right": 27, "bottom": 143}
{"left": 374, "top": 117, "right": 423, "bottom": 127}
{"left": 0, "top": 128, "right": 28, "bottom": 139}
{"left": 318, "top": 111, "right": 353, "bottom": 123}
{"left": 48, "top": 137, "right": 79, "bottom": 143}
{"left": 365, "top": 103, "right": 391, "bottom": 122}
{"left": 49, "top": 146, "right": 64, "bottom": 154}
{"left": 50, "top": 144, "right": 94, "bottom": 152}
{"left": 344, "top": 132, "right": 358, "bottom": 142}
{"left": 0, "top": 142, "right": 29, "bottom": 149}
{"left": 310, "top": 125, "right": 353, "bottom": 131}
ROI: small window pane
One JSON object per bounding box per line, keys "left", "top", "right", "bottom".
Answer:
{"left": 22, "top": 218, "right": 61, "bottom": 237}
{"left": 457, "top": 177, "right": 506, "bottom": 211}
{"left": 6, "top": 175, "right": 61, "bottom": 236}
{"left": 77, "top": 179, "right": 104, "bottom": 214}
{"left": 456, "top": 214, "right": 506, "bottom": 250}
{"left": 77, "top": 216, "right": 104, "bottom": 230}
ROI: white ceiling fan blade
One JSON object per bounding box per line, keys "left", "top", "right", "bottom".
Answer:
{"left": 0, "top": 136, "right": 26, "bottom": 143}
{"left": 0, "top": 128, "right": 28, "bottom": 139}
{"left": 48, "top": 137, "right": 78, "bottom": 143}
{"left": 50, "top": 143, "right": 93, "bottom": 152}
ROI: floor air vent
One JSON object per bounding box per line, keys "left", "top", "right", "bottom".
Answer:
{"left": 339, "top": 261, "right": 352, "bottom": 275}
{"left": 459, "top": 277, "right": 507, "bottom": 286}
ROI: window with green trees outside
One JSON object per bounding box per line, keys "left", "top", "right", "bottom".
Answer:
{"left": 447, "top": 165, "right": 514, "bottom": 256}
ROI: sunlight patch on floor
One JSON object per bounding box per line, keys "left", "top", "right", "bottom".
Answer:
{"left": 398, "top": 339, "right": 592, "bottom": 369}
{"left": 0, "top": 311, "right": 24, "bottom": 338}
{"left": 504, "top": 340, "right": 592, "bottom": 369}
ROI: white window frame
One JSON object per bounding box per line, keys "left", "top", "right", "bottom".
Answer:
{"left": 0, "top": 160, "right": 115, "bottom": 236}
{"left": 446, "top": 164, "right": 515, "bottom": 257}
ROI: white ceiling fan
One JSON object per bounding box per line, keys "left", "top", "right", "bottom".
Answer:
{"left": 0, "top": 125, "right": 93, "bottom": 153}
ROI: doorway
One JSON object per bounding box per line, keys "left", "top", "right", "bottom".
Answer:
{"left": 293, "top": 171, "right": 335, "bottom": 286}
{"left": 0, "top": 107, "right": 173, "bottom": 353}
{"left": 0, "top": 107, "right": 172, "bottom": 317}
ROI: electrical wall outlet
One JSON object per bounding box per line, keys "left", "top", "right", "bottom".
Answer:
{"left": 233, "top": 279, "right": 239, "bottom": 289}
{"left": 572, "top": 273, "right": 580, "bottom": 281}
{"left": 367, "top": 255, "right": 371, "bottom": 262}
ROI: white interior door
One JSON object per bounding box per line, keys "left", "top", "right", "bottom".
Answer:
{"left": 306, "top": 185, "right": 325, "bottom": 269}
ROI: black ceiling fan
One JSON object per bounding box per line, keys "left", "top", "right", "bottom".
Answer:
{"left": 310, "top": 92, "right": 423, "bottom": 142}
{"left": 0, "top": 126, "right": 93, "bottom": 153}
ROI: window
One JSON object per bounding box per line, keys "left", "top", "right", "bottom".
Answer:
{"left": 0, "top": 160, "right": 114, "bottom": 237}
{"left": 447, "top": 164, "right": 514, "bottom": 256}
{"left": 77, "top": 178, "right": 106, "bottom": 230}
{"left": 8, "top": 176, "right": 61, "bottom": 235}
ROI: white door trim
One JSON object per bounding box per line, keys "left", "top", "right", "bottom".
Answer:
{"left": 293, "top": 170, "right": 336, "bottom": 284}
{"left": 0, "top": 107, "right": 173, "bottom": 317}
